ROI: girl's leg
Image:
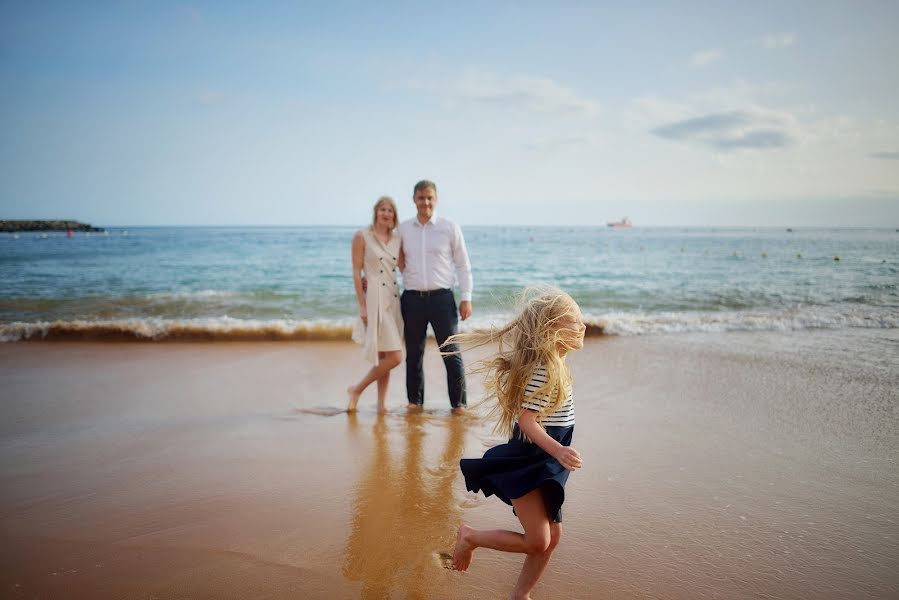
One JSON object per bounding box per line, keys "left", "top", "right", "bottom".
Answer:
{"left": 452, "top": 488, "right": 552, "bottom": 571}
{"left": 510, "top": 521, "right": 562, "bottom": 600}
{"left": 347, "top": 350, "right": 401, "bottom": 412}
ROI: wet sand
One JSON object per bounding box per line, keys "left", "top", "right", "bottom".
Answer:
{"left": 1, "top": 331, "right": 897, "bottom": 599}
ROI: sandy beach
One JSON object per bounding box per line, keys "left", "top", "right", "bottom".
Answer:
{"left": 1, "top": 331, "right": 897, "bottom": 599}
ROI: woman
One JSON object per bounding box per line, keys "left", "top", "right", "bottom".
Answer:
{"left": 347, "top": 196, "right": 404, "bottom": 413}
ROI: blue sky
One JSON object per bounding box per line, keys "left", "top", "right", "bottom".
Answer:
{"left": 1, "top": 1, "right": 897, "bottom": 226}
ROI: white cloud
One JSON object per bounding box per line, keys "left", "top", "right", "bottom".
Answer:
{"left": 412, "top": 68, "right": 600, "bottom": 115}
{"left": 689, "top": 49, "right": 723, "bottom": 68}
{"left": 760, "top": 32, "right": 795, "bottom": 49}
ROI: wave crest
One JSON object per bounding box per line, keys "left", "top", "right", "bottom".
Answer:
{"left": 1, "top": 305, "right": 895, "bottom": 342}
{"left": 0, "top": 318, "right": 354, "bottom": 342}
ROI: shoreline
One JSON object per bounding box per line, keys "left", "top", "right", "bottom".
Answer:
{"left": 2, "top": 311, "right": 897, "bottom": 343}
{"left": 0, "top": 319, "right": 606, "bottom": 342}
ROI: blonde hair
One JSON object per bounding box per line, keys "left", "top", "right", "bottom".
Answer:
{"left": 371, "top": 196, "right": 398, "bottom": 230}
{"left": 443, "top": 285, "right": 580, "bottom": 439}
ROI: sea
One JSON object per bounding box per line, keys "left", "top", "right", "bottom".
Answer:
{"left": 1, "top": 226, "right": 897, "bottom": 342}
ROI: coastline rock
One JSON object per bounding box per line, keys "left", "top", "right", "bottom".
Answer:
{"left": 1, "top": 220, "right": 105, "bottom": 232}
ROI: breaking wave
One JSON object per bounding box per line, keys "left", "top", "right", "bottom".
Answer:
{"left": 1, "top": 304, "right": 895, "bottom": 342}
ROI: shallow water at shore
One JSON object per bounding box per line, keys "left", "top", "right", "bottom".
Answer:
{"left": 1, "top": 330, "right": 897, "bottom": 598}
{"left": 3, "top": 226, "right": 897, "bottom": 342}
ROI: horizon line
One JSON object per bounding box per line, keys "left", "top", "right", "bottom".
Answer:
{"left": 10, "top": 223, "right": 897, "bottom": 230}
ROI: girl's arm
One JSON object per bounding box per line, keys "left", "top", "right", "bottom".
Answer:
{"left": 517, "top": 409, "right": 582, "bottom": 471}
{"left": 351, "top": 231, "right": 367, "bottom": 324}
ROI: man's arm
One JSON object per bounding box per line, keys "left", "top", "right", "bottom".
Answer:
{"left": 452, "top": 224, "right": 473, "bottom": 320}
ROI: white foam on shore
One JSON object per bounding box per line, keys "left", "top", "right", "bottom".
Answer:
{"left": 0, "top": 317, "right": 355, "bottom": 342}
{"left": 589, "top": 304, "right": 899, "bottom": 336}
{"left": 1, "top": 304, "right": 895, "bottom": 342}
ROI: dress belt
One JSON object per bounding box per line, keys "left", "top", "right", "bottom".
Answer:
{"left": 406, "top": 288, "right": 452, "bottom": 297}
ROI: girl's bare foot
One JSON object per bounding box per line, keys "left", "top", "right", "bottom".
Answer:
{"left": 346, "top": 385, "right": 360, "bottom": 412}
{"left": 452, "top": 524, "right": 475, "bottom": 571}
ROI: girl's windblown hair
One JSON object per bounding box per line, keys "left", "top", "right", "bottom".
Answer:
{"left": 443, "top": 285, "right": 581, "bottom": 438}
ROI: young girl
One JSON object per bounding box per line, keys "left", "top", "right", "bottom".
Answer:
{"left": 444, "top": 286, "right": 585, "bottom": 599}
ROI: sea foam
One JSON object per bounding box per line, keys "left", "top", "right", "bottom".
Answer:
{"left": 2, "top": 304, "right": 895, "bottom": 342}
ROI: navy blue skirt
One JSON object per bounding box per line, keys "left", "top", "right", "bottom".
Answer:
{"left": 460, "top": 424, "right": 574, "bottom": 523}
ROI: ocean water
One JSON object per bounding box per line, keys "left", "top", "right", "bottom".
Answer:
{"left": 1, "top": 226, "right": 897, "bottom": 341}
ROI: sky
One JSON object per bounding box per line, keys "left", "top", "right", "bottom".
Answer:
{"left": 1, "top": 1, "right": 898, "bottom": 227}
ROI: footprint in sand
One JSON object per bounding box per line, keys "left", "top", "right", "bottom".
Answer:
{"left": 436, "top": 551, "right": 456, "bottom": 570}
{"left": 426, "top": 462, "right": 458, "bottom": 477}
{"left": 459, "top": 495, "right": 485, "bottom": 509}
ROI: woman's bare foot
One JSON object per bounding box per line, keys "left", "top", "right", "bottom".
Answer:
{"left": 452, "top": 524, "right": 475, "bottom": 571}
{"left": 377, "top": 403, "right": 387, "bottom": 414}
{"left": 346, "top": 385, "right": 360, "bottom": 412}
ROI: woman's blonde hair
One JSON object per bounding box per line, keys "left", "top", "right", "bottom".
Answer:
{"left": 443, "top": 285, "right": 580, "bottom": 438}
{"left": 371, "top": 196, "right": 398, "bottom": 230}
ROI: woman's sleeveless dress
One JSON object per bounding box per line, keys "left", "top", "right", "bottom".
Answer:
{"left": 460, "top": 366, "right": 575, "bottom": 523}
{"left": 359, "top": 228, "right": 403, "bottom": 365}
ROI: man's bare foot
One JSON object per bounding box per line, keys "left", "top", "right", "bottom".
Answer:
{"left": 451, "top": 406, "right": 466, "bottom": 416}
{"left": 407, "top": 403, "right": 423, "bottom": 413}
{"left": 346, "top": 385, "right": 360, "bottom": 412}
{"left": 452, "top": 524, "right": 475, "bottom": 571}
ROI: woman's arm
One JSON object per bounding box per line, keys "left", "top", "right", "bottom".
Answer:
{"left": 517, "top": 409, "right": 582, "bottom": 471}
{"left": 397, "top": 243, "right": 406, "bottom": 272}
{"left": 351, "top": 231, "right": 367, "bottom": 324}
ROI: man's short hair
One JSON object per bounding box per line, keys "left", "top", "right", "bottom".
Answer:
{"left": 413, "top": 180, "right": 437, "bottom": 196}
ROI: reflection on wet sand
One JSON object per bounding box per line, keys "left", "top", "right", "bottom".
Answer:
{"left": 343, "top": 413, "right": 467, "bottom": 599}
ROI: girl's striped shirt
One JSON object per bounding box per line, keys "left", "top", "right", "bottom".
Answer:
{"left": 518, "top": 365, "right": 575, "bottom": 427}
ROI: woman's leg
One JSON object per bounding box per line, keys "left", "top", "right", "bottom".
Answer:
{"left": 452, "top": 488, "right": 551, "bottom": 571}
{"left": 347, "top": 350, "right": 401, "bottom": 412}
{"left": 375, "top": 353, "right": 390, "bottom": 413}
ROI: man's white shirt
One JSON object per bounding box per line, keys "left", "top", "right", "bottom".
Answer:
{"left": 399, "top": 215, "right": 473, "bottom": 302}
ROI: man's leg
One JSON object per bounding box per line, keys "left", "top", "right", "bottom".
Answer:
{"left": 431, "top": 292, "right": 467, "bottom": 410}
{"left": 401, "top": 291, "right": 427, "bottom": 406}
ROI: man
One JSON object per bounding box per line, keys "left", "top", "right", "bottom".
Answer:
{"left": 399, "top": 180, "right": 472, "bottom": 415}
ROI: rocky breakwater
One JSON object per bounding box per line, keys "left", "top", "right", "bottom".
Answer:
{"left": 1, "top": 220, "right": 105, "bottom": 232}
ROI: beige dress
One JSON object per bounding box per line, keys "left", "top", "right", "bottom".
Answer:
{"left": 359, "top": 228, "right": 403, "bottom": 365}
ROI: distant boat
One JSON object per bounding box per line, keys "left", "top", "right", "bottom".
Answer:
{"left": 606, "top": 217, "right": 632, "bottom": 228}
